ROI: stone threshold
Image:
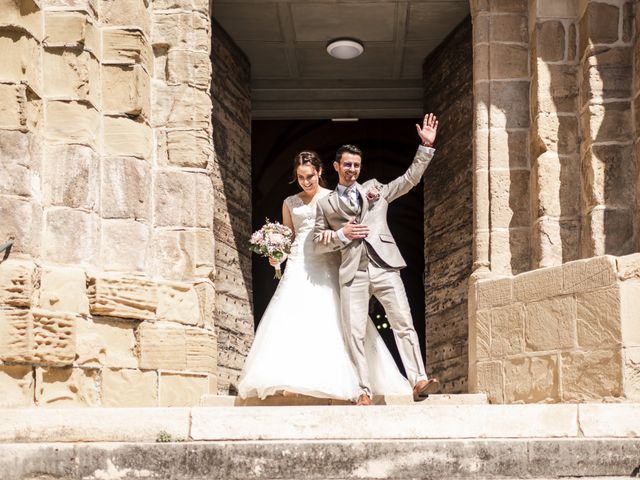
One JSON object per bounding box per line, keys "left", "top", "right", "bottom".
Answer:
{"left": 1, "top": 403, "right": 639, "bottom": 443}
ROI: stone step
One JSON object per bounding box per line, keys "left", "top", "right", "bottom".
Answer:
{"left": 199, "top": 392, "right": 489, "bottom": 406}
{"left": 3, "top": 438, "right": 640, "bottom": 480}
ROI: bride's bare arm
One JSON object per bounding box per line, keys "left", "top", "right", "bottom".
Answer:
{"left": 268, "top": 201, "right": 294, "bottom": 267}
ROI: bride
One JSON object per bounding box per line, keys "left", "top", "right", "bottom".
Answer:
{"left": 237, "top": 150, "right": 411, "bottom": 402}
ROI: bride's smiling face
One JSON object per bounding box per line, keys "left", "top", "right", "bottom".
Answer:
{"left": 296, "top": 164, "right": 321, "bottom": 194}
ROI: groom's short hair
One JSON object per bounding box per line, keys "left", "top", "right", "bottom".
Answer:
{"left": 335, "top": 144, "right": 362, "bottom": 163}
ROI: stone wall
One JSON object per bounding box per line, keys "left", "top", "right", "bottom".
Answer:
{"left": 210, "top": 19, "right": 254, "bottom": 394}
{"left": 469, "top": 254, "right": 640, "bottom": 403}
{"left": 0, "top": 0, "right": 217, "bottom": 407}
{"left": 422, "top": 18, "right": 474, "bottom": 393}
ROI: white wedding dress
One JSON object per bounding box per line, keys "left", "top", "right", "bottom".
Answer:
{"left": 237, "top": 189, "right": 411, "bottom": 401}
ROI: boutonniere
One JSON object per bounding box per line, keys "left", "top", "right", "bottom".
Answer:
{"left": 366, "top": 187, "right": 380, "bottom": 202}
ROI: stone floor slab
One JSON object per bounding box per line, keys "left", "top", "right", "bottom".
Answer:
{"left": 578, "top": 403, "right": 640, "bottom": 437}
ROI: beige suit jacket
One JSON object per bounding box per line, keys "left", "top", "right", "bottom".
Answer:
{"left": 313, "top": 147, "right": 434, "bottom": 285}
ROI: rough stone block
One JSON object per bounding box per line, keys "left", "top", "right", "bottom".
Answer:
{"left": 102, "top": 64, "right": 150, "bottom": 117}
{"left": 43, "top": 48, "right": 100, "bottom": 105}
{"left": 0, "top": 364, "right": 34, "bottom": 407}
{"left": 0, "top": 84, "right": 28, "bottom": 130}
{"left": 561, "top": 349, "right": 623, "bottom": 401}
{"left": 0, "top": 260, "right": 34, "bottom": 308}
{"left": 42, "top": 144, "right": 99, "bottom": 210}
{"left": 582, "top": 103, "right": 632, "bottom": 144}
{"left": 581, "top": 47, "right": 632, "bottom": 104}
{"left": 621, "top": 281, "right": 640, "bottom": 346}
{"left": 43, "top": 208, "right": 99, "bottom": 265}
{"left": 0, "top": 307, "right": 32, "bottom": 363}
{"left": 36, "top": 366, "right": 100, "bottom": 406}
{"left": 504, "top": 355, "right": 559, "bottom": 403}
{"left": 0, "top": 0, "right": 42, "bottom": 39}
{"left": 89, "top": 275, "right": 157, "bottom": 320}
{"left": 195, "top": 280, "right": 215, "bottom": 330}
{"left": 489, "top": 80, "right": 530, "bottom": 129}
{"left": 157, "top": 281, "right": 200, "bottom": 326}
{"left": 490, "top": 14, "right": 527, "bottom": 43}
{"left": 45, "top": 101, "right": 99, "bottom": 147}
{"left": 153, "top": 0, "right": 208, "bottom": 13}
{"left": 194, "top": 229, "right": 215, "bottom": 278}
{"left": 533, "top": 113, "right": 578, "bottom": 155}
{"left": 489, "top": 43, "right": 528, "bottom": 79}
{"left": 101, "top": 219, "right": 149, "bottom": 272}
{"left": 151, "top": 230, "right": 197, "bottom": 280}
{"left": 138, "top": 321, "right": 187, "bottom": 370}
{"left": 102, "top": 368, "right": 158, "bottom": 407}
{"left": 535, "top": 0, "right": 577, "bottom": 18}
{"left": 38, "top": 266, "right": 89, "bottom": 315}
{"left": 164, "top": 129, "right": 212, "bottom": 168}
{"left": 525, "top": 297, "right": 576, "bottom": 351}
{"left": 159, "top": 371, "right": 208, "bottom": 407}
{"left": 0, "top": 196, "right": 41, "bottom": 257}
{"left": 623, "top": 346, "right": 640, "bottom": 400}
{"left": 186, "top": 327, "right": 217, "bottom": 373}
{"left": 617, "top": 253, "right": 640, "bottom": 280}
{"left": 153, "top": 171, "right": 212, "bottom": 228}
{"left": 534, "top": 63, "right": 578, "bottom": 113}
{"left": 44, "top": 11, "right": 88, "bottom": 46}
{"left": 0, "top": 130, "right": 36, "bottom": 197}
{"left": 167, "top": 50, "right": 211, "bottom": 88}
{"left": 103, "top": 115, "right": 152, "bottom": 159}
{"left": 491, "top": 304, "right": 525, "bottom": 357}
{"left": 151, "top": 82, "right": 211, "bottom": 128}
{"left": 581, "top": 145, "right": 635, "bottom": 210}
{"left": 101, "top": 156, "right": 150, "bottom": 220}
{"left": 31, "top": 309, "right": 76, "bottom": 366}
{"left": 0, "top": 30, "right": 40, "bottom": 88}
{"left": 489, "top": 170, "right": 529, "bottom": 229}
{"left": 102, "top": 28, "right": 152, "bottom": 72}
{"left": 101, "top": 0, "right": 150, "bottom": 35}
{"left": 75, "top": 316, "right": 138, "bottom": 368}
{"left": 562, "top": 255, "right": 617, "bottom": 294}
{"left": 152, "top": 12, "right": 210, "bottom": 52}
{"left": 195, "top": 173, "right": 214, "bottom": 229}
{"left": 580, "top": 2, "right": 620, "bottom": 48}
{"left": 476, "top": 277, "right": 513, "bottom": 311}
{"left": 576, "top": 286, "right": 621, "bottom": 348}
{"left": 513, "top": 265, "right": 563, "bottom": 303}
{"left": 535, "top": 21, "right": 565, "bottom": 62}
{"left": 474, "top": 361, "right": 504, "bottom": 403}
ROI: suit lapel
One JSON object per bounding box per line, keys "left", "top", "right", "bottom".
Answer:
{"left": 328, "top": 188, "right": 349, "bottom": 219}
{"left": 356, "top": 184, "right": 369, "bottom": 220}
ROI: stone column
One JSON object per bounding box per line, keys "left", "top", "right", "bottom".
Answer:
{"left": 471, "top": 0, "right": 531, "bottom": 277}
{"left": 579, "top": 0, "right": 636, "bottom": 257}
{"left": 529, "top": 0, "right": 581, "bottom": 268}
{"left": 635, "top": 1, "right": 640, "bottom": 249}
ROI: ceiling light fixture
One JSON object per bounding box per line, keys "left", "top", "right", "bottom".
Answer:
{"left": 326, "top": 39, "right": 364, "bottom": 60}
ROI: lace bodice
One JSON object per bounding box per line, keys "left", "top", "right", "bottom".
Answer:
{"left": 284, "top": 189, "right": 332, "bottom": 263}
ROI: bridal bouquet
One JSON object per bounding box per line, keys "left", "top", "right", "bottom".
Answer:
{"left": 249, "top": 220, "right": 293, "bottom": 279}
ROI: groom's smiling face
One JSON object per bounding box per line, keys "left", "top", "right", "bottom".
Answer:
{"left": 334, "top": 153, "right": 362, "bottom": 187}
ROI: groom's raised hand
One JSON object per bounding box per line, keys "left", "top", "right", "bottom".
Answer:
{"left": 415, "top": 113, "right": 438, "bottom": 147}
{"left": 343, "top": 218, "right": 369, "bottom": 240}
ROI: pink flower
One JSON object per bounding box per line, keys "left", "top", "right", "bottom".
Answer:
{"left": 268, "top": 233, "right": 285, "bottom": 245}
{"left": 366, "top": 187, "right": 380, "bottom": 201}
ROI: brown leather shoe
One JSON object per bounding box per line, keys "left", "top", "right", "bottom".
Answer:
{"left": 355, "top": 393, "right": 372, "bottom": 406}
{"left": 413, "top": 378, "right": 439, "bottom": 401}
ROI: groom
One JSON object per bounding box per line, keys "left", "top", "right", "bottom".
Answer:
{"left": 313, "top": 114, "right": 439, "bottom": 406}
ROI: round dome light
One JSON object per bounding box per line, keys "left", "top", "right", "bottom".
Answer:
{"left": 326, "top": 39, "right": 364, "bottom": 60}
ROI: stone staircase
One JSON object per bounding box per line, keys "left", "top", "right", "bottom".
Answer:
{"left": 1, "top": 398, "right": 639, "bottom": 479}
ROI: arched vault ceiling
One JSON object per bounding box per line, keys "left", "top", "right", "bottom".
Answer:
{"left": 212, "top": 0, "right": 469, "bottom": 119}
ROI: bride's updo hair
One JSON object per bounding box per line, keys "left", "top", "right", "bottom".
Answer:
{"left": 291, "top": 150, "right": 326, "bottom": 187}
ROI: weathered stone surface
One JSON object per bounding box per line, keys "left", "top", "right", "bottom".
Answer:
{"left": 0, "top": 364, "right": 34, "bottom": 407}
{"left": 164, "top": 129, "right": 212, "bottom": 168}
{"left": 194, "top": 229, "right": 215, "bottom": 278}
{"left": 474, "top": 361, "right": 504, "bottom": 403}
{"left": 476, "top": 277, "right": 512, "bottom": 311}
{"left": 42, "top": 144, "right": 99, "bottom": 210}
{"left": 45, "top": 101, "right": 100, "bottom": 146}
{"left": 533, "top": 113, "right": 578, "bottom": 155}
{"left": 38, "top": 266, "right": 89, "bottom": 315}
{"left": 621, "top": 281, "right": 640, "bottom": 346}
{"left": 576, "top": 286, "right": 621, "bottom": 348}
{"left": 534, "top": 63, "right": 578, "bottom": 113}
{"left": 582, "top": 103, "right": 632, "bottom": 144}
{"left": 562, "top": 255, "right": 617, "bottom": 294}
{"left": 43, "top": 208, "right": 99, "bottom": 265}
{"left": 186, "top": 327, "right": 217, "bottom": 373}
{"left": 491, "top": 304, "right": 524, "bottom": 357}
{"left": 504, "top": 355, "right": 559, "bottom": 403}
{"left": 89, "top": 275, "right": 157, "bottom": 320}
{"left": 0, "top": 196, "right": 41, "bottom": 256}
{"left": 0, "top": 130, "right": 37, "bottom": 197}
{"left": 0, "top": 30, "right": 40, "bottom": 87}
{"left": 580, "top": 2, "right": 620, "bottom": 48}
{"left": 536, "top": 21, "right": 565, "bottom": 62}
{"left": 151, "top": 230, "right": 197, "bottom": 280}
{"left": 153, "top": 0, "right": 208, "bottom": 13}
{"left": 101, "top": 156, "right": 150, "bottom": 220}
{"left": 157, "top": 281, "right": 200, "bottom": 325}
{"left": 167, "top": 50, "right": 211, "bottom": 88}
{"left": 513, "top": 264, "right": 563, "bottom": 303}
{"left": 102, "top": 64, "right": 150, "bottom": 117}
{"left": 101, "top": 219, "right": 149, "bottom": 272}
{"left": 195, "top": 281, "right": 215, "bottom": 330}
{"left": 581, "top": 47, "right": 632, "bottom": 104}
{"left": 103, "top": 115, "right": 152, "bottom": 159}
{"left": 102, "top": 368, "right": 158, "bottom": 407}
{"left": 489, "top": 43, "right": 528, "bottom": 79}
{"left": 490, "top": 80, "right": 530, "bottom": 129}
{"left": 616, "top": 253, "right": 640, "bottom": 280}
{"left": 43, "top": 48, "right": 100, "bottom": 104}
{"left": 31, "top": 309, "right": 76, "bottom": 366}
{"left": 102, "top": 28, "right": 152, "bottom": 71}
{"left": 151, "top": 82, "right": 211, "bottom": 128}
{"left": 470, "top": 310, "right": 490, "bottom": 361}
{"left": 490, "top": 14, "right": 527, "bottom": 43}
{"left": 0, "top": 83, "right": 29, "bottom": 130}
{"left": 75, "top": 317, "right": 137, "bottom": 368}
{"left": 0, "top": 307, "right": 32, "bottom": 362}
{"left": 138, "top": 321, "right": 186, "bottom": 370}
{"left": 36, "top": 367, "right": 100, "bottom": 406}
{"left": 101, "top": 0, "right": 150, "bottom": 35}
{"left": 525, "top": 297, "right": 576, "bottom": 351}
{"left": 489, "top": 169, "right": 530, "bottom": 229}
{"left": 152, "top": 12, "right": 209, "bottom": 52}
{"left": 561, "top": 349, "right": 623, "bottom": 401}
{"left": 535, "top": 0, "right": 577, "bottom": 18}
{"left": 44, "top": 11, "right": 88, "bottom": 46}
{"left": 0, "top": 260, "right": 34, "bottom": 308}
{"left": 159, "top": 371, "right": 208, "bottom": 407}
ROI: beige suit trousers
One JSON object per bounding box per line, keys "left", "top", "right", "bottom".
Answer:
{"left": 340, "top": 262, "right": 427, "bottom": 396}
